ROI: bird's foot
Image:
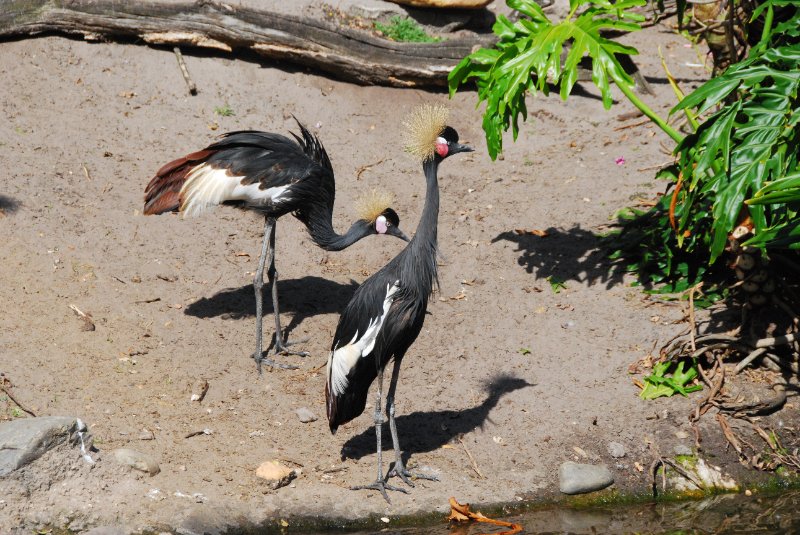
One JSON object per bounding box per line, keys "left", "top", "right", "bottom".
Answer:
{"left": 388, "top": 462, "right": 439, "bottom": 487}
{"left": 273, "top": 337, "right": 310, "bottom": 358}
{"left": 253, "top": 351, "right": 300, "bottom": 374}
{"left": 351, "top": 479, "right": 409, "bottom": 504}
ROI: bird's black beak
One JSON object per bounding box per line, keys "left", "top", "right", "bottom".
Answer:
{"left": 386, "top": 225, "right": 411, "bottom": 242}
{"left": 452, "top": 142, "right": 474, "bottom": 155}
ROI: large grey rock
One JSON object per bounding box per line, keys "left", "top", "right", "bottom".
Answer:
{"left": 110, "top": 448, "right": 161, "bottom": 475}
{"left": 559, "top": 461, "right": 614, "bottom": 495}
{"left": 0, "top": 416, "right": 91, "bottom": 476}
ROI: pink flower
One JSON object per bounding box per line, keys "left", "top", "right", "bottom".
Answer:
{"left": 615, "top": 156, "right": 626, "bottom": 165}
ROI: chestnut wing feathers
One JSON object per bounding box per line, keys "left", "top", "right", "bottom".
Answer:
{"left": 144, "top": 125, "right": 334, "bottom": 216}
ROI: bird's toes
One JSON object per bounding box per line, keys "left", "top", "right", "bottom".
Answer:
{"left": 390, "top": 465, "right": 438, "bottom": 485}
{"left": 274, "top": 337, "right": 310, "bottom": 358}
{"left": 254, "top": 353, "right": 300, "bottom": 371}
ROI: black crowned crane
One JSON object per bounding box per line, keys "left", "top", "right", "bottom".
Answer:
{"left": 143, "top": 121, "right": 409, "bottom": 372}
{"left": 325, "top": 104, "right": 472, "bottom": 502}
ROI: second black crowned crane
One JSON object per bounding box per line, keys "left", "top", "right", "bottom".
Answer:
{"left": 325, "top": 104, "right": 472, "bottom": 502}
{"left": 143, "top": 121, "right": 409, "bottom": 372}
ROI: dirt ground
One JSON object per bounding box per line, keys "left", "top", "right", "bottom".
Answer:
{"left": 0, "top": 1, "right": 796, "bottom": 533}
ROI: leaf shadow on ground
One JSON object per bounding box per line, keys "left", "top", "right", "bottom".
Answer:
{"left": 492, "top": 225, "right": 628, "bottom": 289}
{"left": 184, "top": 275, "right": 359, "bottom": 342}
{"left": 340, "top": 374, "right": 533, "bottom": 462}
{"left": 0, "top": 195, "right": 20, "bottom": 214}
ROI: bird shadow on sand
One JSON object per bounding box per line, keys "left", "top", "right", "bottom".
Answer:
{"left": 184, "top": 275, "right": 359, "bottom": 342}
{"left": 340, "top": 374, "right": 533, "bottom": 463}
{"left": 492, "top": 225, "right": 630, "bottom": 290}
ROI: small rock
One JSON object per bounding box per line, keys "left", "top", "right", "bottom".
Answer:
{"left": 110, "top": 448, "right": 160, "bottom": 475}
{"left": 559, "top": 461, "right": 614, "bottom": 494}
{"left": 607, "top": 442, "right": 626, "bottom": 458}
{"left": 674, "top": 444, "right": 693, "bottom": 456}
{"left": 675, "top": 430, "right": 689, "bottom": 439}
{"left": 138, "top": 429, "right": 155, "bottom": 440}
{"left": 256, "top": 460, "right": 298, "bottom": 490}
{"left": 295, "top": 407, "right": 318, "bottom": 423}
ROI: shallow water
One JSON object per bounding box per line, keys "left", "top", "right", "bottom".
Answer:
{"left": 338, "top": 490, "right": 800, "bottom": 535}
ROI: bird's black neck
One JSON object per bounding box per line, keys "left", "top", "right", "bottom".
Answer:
{"left": 402, "top": 157, "right": 440, "bottom": 294}
{"left": 303, "top": 208, "right": 370, "bottom": 252}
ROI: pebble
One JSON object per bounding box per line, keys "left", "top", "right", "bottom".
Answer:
{"left": 0, "top": 416, "right": 91, "bottom": 476}
{"left": 607, "top": 442, "right": 626, "bottom": 458}
{"left": 559, "top": 461, "right": 614, "bottom": 494}
{"left": 256, "top": 460, "right": 299, "bottom": 490}
{"left": 295, "top": 407, "right": 318, "bottom": 423}
{"left": 110, "top": 448, "right": 161, "bottom": 475}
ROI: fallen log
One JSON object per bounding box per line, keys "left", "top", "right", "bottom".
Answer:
{"left": 0, "top": 0, "right": 497, "bottom": 87}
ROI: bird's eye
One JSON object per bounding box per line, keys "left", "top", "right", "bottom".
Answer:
{"left": 375, "top": 215, "right": 388, "bottom": 234}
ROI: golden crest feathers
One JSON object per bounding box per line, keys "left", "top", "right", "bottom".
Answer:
{"left": 356, "top": 189, "right": 394, "bottom": 222}
{"left": 402, "top": 104, "right": 449, "bottom": 162}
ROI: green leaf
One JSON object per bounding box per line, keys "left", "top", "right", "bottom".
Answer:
{"left": 547, "top": 275, "right": 567, "bottom": 293}
{"left": 640, "top": 360, "right": 703, "bottom": 400}
{"left": 448, "top": 0, "right": 648, "bottom": 159}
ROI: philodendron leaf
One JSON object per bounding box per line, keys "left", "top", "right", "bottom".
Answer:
{"left": 448, "top": 0, "right": 644, "bottom": 159}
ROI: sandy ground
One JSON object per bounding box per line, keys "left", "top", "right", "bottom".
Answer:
{"left": 0, "top": 1, "right": 795, "bottom": 533}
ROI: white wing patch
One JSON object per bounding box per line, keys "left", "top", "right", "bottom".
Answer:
{"left": 180, "top": 164, "right": 291, "bottom": 217}
{"left": 328, "top": 281, "right": 400, "bottom": 398}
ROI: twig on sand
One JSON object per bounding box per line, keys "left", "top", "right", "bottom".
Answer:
{"left": 613, "top": 117, "right": 651, "bottom": 131}
{"left": 637, "top": 160, "right": 675, "bottom": 172}
{"left": 687, "top": 283, "right": 703, "bottom": 353}
{"left": 716, "top": 413, "right": 746, "bottom": 461}
{"left": 69, "top": 304, "right": 96, "bottom": 331}
{"left": 185, "top": 428, "right": 213, "bottom": 438}
{"left": 173, "top": 47, "right": 197, "bottom": 95}
{"left": 355, "top": 158, "right": 385, "bottom": 180}
{"left": 651, "top": 457, "right": 705, "bottom": 496}
{"left": 0, "top": 379, "right": 37, "bottom": 417}
{"left": 457, "top": 435, "right": 484, "bottom": 479}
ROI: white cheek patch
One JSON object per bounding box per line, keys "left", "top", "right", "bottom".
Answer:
{"left": 180, "top": 164, "right": 290, "bottom": 217}
{"left": 376, "top": 215, "right": 388, "bottom": 234}
{"left": 435, "top": 136, "right": 448, "bottom": 157}
{"left": 328, "top": 281, "right": 400, "bottom": 397}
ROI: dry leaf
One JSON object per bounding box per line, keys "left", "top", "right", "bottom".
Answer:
{"left": 450, "top": 290, "right": 467, "bottom": 301}
{"left": 513, "top": 228, "right": 548, "bottom": 237}
{"left": 448, "top": 497, "right": 522, "bottom": 534}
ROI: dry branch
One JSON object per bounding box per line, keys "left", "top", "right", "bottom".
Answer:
{"left": 0, "top": 0, "right": 498, "bottom": 87}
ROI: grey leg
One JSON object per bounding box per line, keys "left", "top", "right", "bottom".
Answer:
{"left": 253, "top": 217, "right": 297, "bottom": 373}
{"left": 266, "top": 221, "right": 309, "bottom": 359}
{"left": 386, "top": 357, "right": 438, "bottom": 486}
{"left": 351, "top": 366, "right": 408, "bottom": 503}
